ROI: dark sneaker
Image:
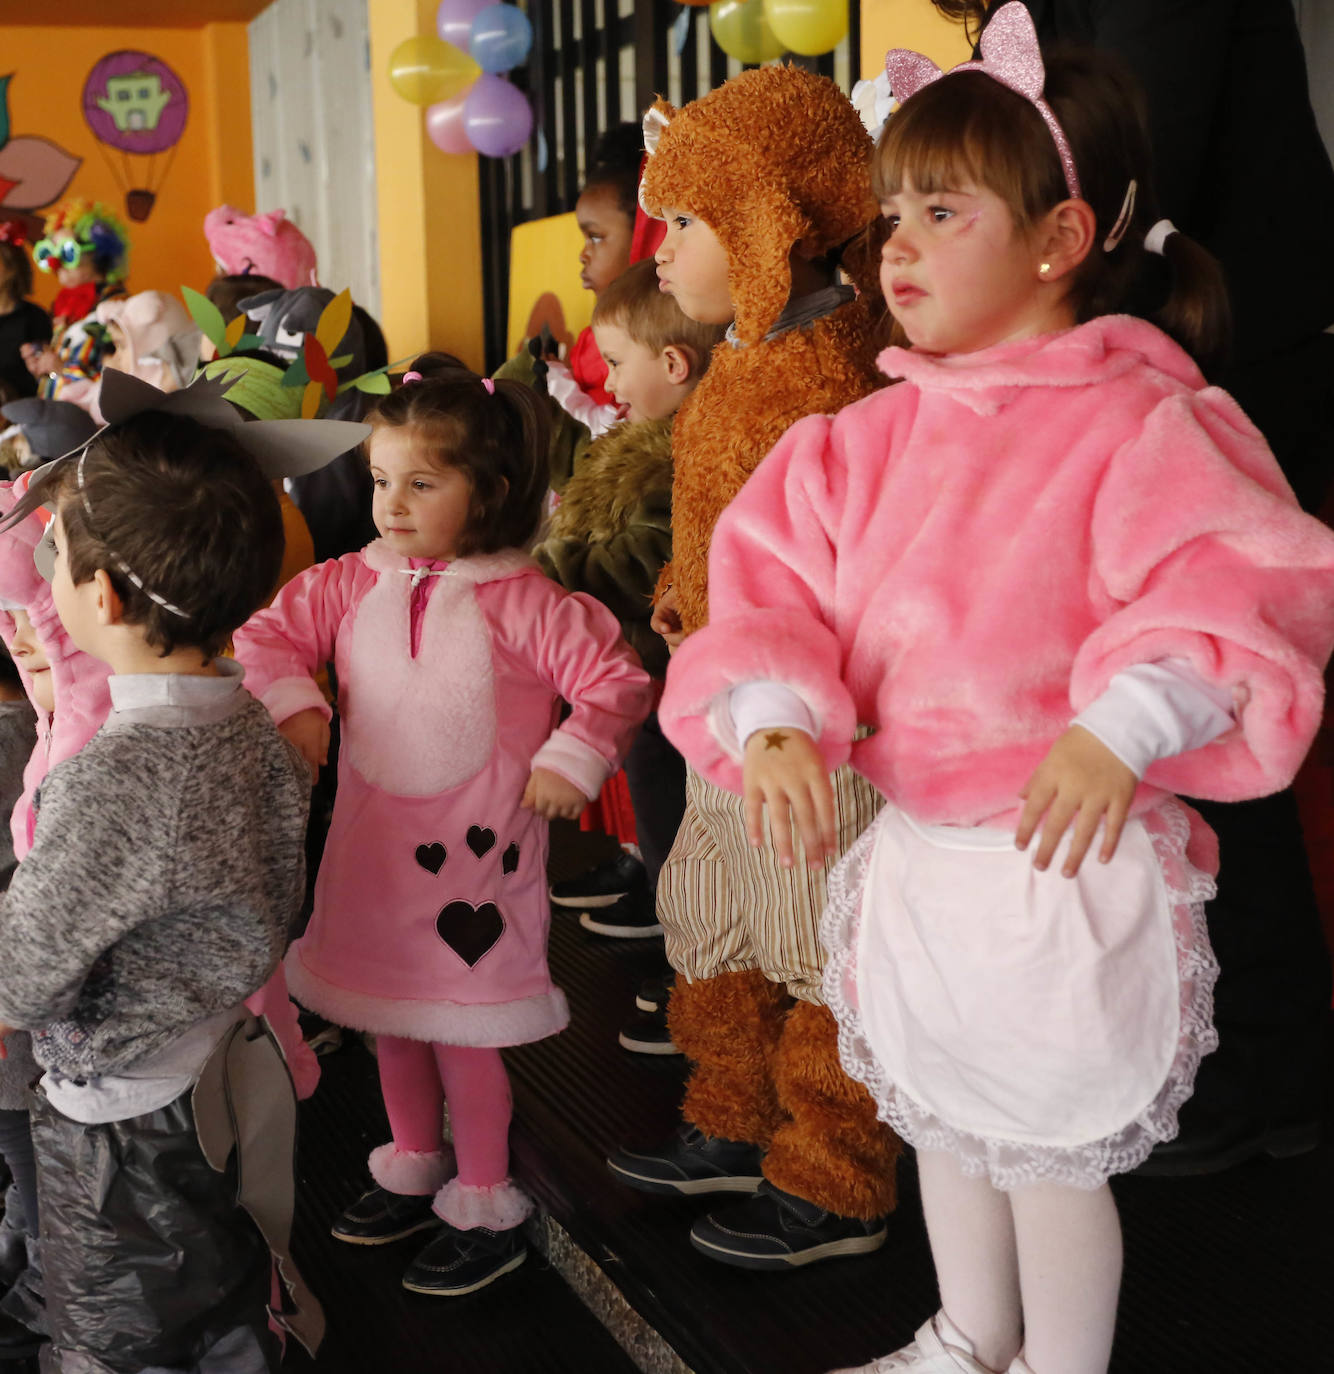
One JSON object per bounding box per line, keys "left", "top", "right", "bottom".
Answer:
{"left": 689, "top": 1181, "right": 887, "bottom": 1269}
{"left": 550, "top": 851, "right": 646, "bottom": 908}
{"left": 298, "top": 1007, "right": 345, "bottom": 1056}
{"left": 607, "top": 1124, "right": 764, "bottom": 1196}
{"left": 578, "top": 889, "right": 663, "bottom": 938}
{"left": 634, "top": 971, "right": 676, "bottom": 1013}
{"left": 1132, "top": 1101, "right": 1320, "bottom": 1178}
{"left": 331, "top": 1186, "right": 441, "bottom": 1245}
{"left": 402, "top": 1223, "right": 526, "bottom": 1296}
{"left": 618, "top": 1006, "right": 682, "bottom": 1056}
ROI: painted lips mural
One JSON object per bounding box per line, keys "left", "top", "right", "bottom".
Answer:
{"left": 0, "top": 73, "right": 83, "bottom": 223}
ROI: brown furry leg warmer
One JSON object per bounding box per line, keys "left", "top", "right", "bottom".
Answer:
{"left": 763, "top": 1000, "right": 902, "bottom": 1219}
{"left": 669, "top": 969, "right": 791, "bottom": 1149}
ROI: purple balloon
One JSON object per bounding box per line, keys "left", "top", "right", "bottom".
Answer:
{"left": 82, "top": 50, "right": 189, "bottom": 156}
{"left": 463, "top": 75, "right": 532, "bottom": 159}
{"left": 426, "top": 95, "right": 473, "bottom": 155}
{"left": 436, "top": 0, "right": 492, "bottom": 49}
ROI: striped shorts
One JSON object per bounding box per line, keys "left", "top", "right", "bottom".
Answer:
{"left": 657, "top": 763, "right": 883, "bottom": 1002}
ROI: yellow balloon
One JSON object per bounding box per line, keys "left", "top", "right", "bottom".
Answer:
{"left": 388, "top": 35, "right": 480, "bottom": 106}
{"left": 763, "top": 0, "right": 848, "bottom": 56}
{"left": 709, "top": 0, "right": 785, "bottom": 65}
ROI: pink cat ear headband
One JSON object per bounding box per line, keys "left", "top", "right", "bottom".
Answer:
{"left": 884, "top": 1, "right": 1174, "bottom": 255}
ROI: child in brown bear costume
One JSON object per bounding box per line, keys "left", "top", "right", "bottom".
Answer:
{"left": 606, "top": 66, "right": 902, "bottom": 1269}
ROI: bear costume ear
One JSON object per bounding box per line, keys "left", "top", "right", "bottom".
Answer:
{"left": 638, "top": 100, "right": 677, "bottom": 215}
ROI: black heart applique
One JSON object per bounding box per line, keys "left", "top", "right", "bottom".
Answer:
{"left": 415, "top": 842, "right": 447, "bottom": 875}
{"left": 502, "top": 842, "right": 519, "bottom": 875}
{"left": 435, "top": 901, "right": 505, "bottom": 967}
{"left": 466, "top": 826, "right": 497, "bottom": 859}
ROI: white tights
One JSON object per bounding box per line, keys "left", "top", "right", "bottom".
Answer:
{"left": 916, "top": 1151, "right": 1123, "bottom": 1374}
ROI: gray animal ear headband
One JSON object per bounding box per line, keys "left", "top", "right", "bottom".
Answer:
{"left": 1, "top": 370, "right": 372, "bottom": 608}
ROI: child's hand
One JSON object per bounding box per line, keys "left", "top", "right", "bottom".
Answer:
{"left": 1016, "top": 725, "right": 1137, "bottom": 877}
{"left": 22, "top": 344, "right": 59, "bottom": 378}
{"left": 521, "top": 767, "right": 587, "bottom": 820}
{"left": 743, "top": 728, "right": 837, "bottom": 870}
{"left": 281, "top": 708, "right": 330, "bottom": 781}
{"left": 651, "top": 586, "right": 684, "bottom": 651}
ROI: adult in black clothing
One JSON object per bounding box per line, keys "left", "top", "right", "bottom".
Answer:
{"left": 0, "top": 233, "right": 51, "bottom": 402}
{"left": 931, "top": 0, "right": 1334, "bottom": 1174}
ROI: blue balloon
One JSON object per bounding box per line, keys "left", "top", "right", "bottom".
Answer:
{"left": 468, "top": 3, "right": 533, "bottom": 74}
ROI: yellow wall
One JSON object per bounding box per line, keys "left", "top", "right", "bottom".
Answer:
{"left": 860, "top": 0, "right": 973, "bottom": 78}
{"left": 862, "top": 0, "right": 978, "bottom": 77}
{"left": 368, "top": 0, "right": 485, "bottom": 372}
{"left": 3, "top": 23, "right": 254, "bottom": 312}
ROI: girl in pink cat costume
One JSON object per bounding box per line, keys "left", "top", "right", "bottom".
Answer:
{"left": 234, "top": 354, "right": 652, "bottom": 1297}
{"left": 659, "top": 11, "right": 1334, "bottom": 1374}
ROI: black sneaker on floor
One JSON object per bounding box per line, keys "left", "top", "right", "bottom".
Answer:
{"left": 578, "top": 889, "right": 663, "bottom": 938}
{"left": 1131, "top": 1101, "right": 1321, "bottom": 1178}
{"left": 607, "top": 1124, "right": 764, "bottom": 1196}
{"left": 689, "top": 1181, "right": 887, "bottom": 1270}
{"left": 331, "top": 1186, "right": 441, "bottom": 1245}
{"left": 402, "top": 1223, "right": 526, "bottom": 1296}
{"left": 550, "top": 851, "right": 645, "bottom": 908}
{"left": 618, "top": 1006, "right": 681, "bottom": 1056}
{"left": 634, "top": 970, "right": 676, "bottom": 1013}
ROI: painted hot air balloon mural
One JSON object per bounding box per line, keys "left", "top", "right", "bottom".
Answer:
{"left": 81, "top": 51, "right": 189, "bottom": 222}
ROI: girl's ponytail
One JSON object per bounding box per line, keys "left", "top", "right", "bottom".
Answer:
{"left": 1152, "top": 228, "right": 1232, "bottom": 381}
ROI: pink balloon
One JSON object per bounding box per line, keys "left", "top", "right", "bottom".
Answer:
{"left": 436, "top": 0, "right": 491, "bottom": 49}
{"left": 463, "top": 74, "right": 533, "bottom": 158}
{"left": 426, "top": 95, "right": 473, "bottom": 154}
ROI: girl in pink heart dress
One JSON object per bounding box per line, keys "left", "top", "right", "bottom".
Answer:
{"left": 234, "top": 354, "right": 652, "bottom": 1294}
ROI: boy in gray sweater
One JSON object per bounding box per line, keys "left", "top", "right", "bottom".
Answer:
{"left": 0, "top": 406, "right": 320, "bottom": 1372}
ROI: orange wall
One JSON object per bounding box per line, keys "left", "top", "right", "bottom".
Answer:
{"left": 3, "top": 23, "right": 254, "bottom": 312}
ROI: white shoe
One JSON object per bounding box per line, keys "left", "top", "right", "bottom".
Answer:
{"left": 826, "top": 1312, "right": 996, "bottom": 1373}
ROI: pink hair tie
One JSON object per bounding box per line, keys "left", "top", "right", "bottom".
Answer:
{"left": 401, "top": 370, "right": 423, "bottom": 384}
{"left": 481, "top": 377, "right": 495, "bottom": 395}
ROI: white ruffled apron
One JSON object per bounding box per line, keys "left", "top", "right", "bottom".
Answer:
{"left": 821, "top": 800, "right": 1219, "bottom": 1189}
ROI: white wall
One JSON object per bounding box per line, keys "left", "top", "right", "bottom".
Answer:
{"left": 248, "top": 0, "right": 380, "bottom": 317}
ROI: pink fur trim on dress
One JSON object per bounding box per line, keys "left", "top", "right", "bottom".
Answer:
{"left": 368, "top": 1143, "right": 454, "bottom": 1196}
{"left": 432, "top": 1177, "right": 533, "bottom": 1231}
{"left": 285, "top": 951, "right": 570, "bottom": 1047}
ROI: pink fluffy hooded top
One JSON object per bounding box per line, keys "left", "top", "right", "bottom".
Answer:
{"left": 233, "top": 542, "right": 653, "bottom": 1046}
{"left": 659, "top": 316, "right": 1334, "bottom": 857}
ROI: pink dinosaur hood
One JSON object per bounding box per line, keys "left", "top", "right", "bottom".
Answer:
{"left": 204, "top": 205, "right": 318, "bottom": 290}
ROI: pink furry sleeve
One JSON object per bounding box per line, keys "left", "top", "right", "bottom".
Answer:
{"left": 501, "top": 576, "right": 654, "bottom": 797}
{"left": 1072, "top": 387, "right": 1334, "bottom": 801}
{"left": 233, "top": 557, "right": 360, "bottom": 725}
{"left": 660, "top": 412, "right": 858, "bottom": 793}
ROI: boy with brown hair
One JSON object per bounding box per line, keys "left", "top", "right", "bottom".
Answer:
{"left": 537, "top": 259, "right": 724, "bottom": 958}
{"left": 0, "top": 379, "right": 363, "bottom": 1370}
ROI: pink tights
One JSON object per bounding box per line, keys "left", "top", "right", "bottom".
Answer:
{"left": 917, "top": 1150, "right": 1123, "bottom": 1374}
{"left": 376, "top": 1036, "right": 512, "bottom": 1188}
